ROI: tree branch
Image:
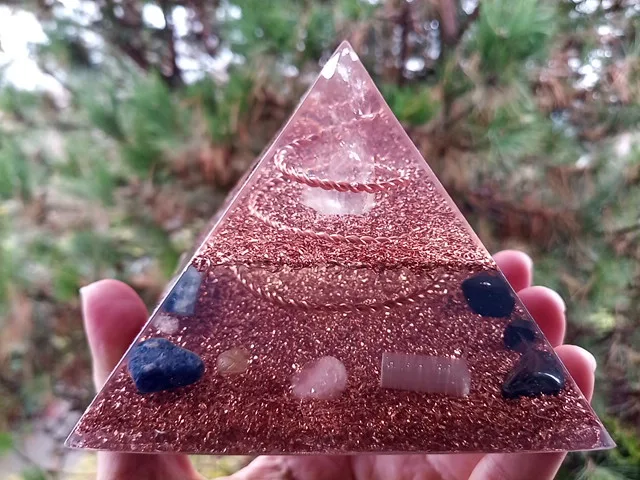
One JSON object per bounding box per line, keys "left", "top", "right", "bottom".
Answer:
{"left": 437, "top": 0, "right": 459, "bottom": 45}
{"left": 101, "top": 0, "right": 150, "bottom": 73}
{"left": 398, "top": 2, "right": 412, "bottom": 85}
{"left": 160, "top": 0, "right": 183, "bottom": 87}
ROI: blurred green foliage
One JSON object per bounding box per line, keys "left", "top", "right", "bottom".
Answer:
{"left": 382, "top": 84, "right": 440, "bottom": 126}
{"left": 472, "top": 0, "right": 555, "bottom": 78}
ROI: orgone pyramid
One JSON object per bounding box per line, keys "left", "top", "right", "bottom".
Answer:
{"left": 66, "top": 41, "right": 614, "bottom": 455}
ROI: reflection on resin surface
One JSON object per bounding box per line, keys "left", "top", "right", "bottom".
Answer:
{"left": 66, "top": 41, "right": 613, "bottom": 455}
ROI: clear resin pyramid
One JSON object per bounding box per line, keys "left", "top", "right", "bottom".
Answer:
{"left": 66, "top": 41, "right": 614, "bottom": 455}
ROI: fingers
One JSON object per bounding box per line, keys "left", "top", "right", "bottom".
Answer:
{"left": 469, "top": 344, "right": 597, "bottom": 480}
{"left": 494, "top": 250, "right": 533, "bottom": 292}
{"left": 555, "top": 344, "right": 596, "bottom": 401}
{"left": 518, "top": 286, "right": 566, "bottom": 347}
{"left": 224, "top": 456, "right": 352, "bottom": 480}
{"left": 80, "top": 279, "right": 149, "bottom": 388}
{"left": 494, "top": 250, "right": 566, "bottom": 347}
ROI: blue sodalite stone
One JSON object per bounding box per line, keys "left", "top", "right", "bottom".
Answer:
{"left": 127, "top": 338, "right": 205, "bottom": 394}
{"left": 504, "top": 317, "right": 538, "bottom": 352}
{"left": 163, "top": 266, "right": 202, "bottom": 315}
{"left": 502, "top": 349, "right": 565, "bottom": 399}
{"left": 461, "top": 272, "right": 515, "bottom": 318}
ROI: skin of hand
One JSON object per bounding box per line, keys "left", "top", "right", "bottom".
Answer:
{"left": 80, "top": 250, "right": 598, "bottom": 480}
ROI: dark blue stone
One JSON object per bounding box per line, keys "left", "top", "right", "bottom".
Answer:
{"left": 163, "top": 266, "right": 202, "bottom": 316}
{"left": 127, "top": 338, "right": 205, "bottom": 394}
{"left": 504, "top": 317, "right": 538, "bottom": 352}
{"left": 461, "top": 272, "right": 515, "bottom": 318}
{"left": 502, "top": 349, "right": 565, "bottom": 399}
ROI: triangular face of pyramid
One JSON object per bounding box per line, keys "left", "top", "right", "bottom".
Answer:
{"left": 66, "top": 41, "right": 614, "bottom": 454}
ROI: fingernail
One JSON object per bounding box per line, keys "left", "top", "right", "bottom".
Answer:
{"left": 547, "top": 288, "right": 566, "bottom": 312}
{"left": 79, "top": 281, "right": 102, "bottom": 295}
{"left": 79, "top": 282, "right": 100, "bottom": 314}
{"left": 580, "top": 348, "right": 597, "bottom": 372}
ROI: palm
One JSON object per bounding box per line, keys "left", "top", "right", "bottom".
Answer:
{"left": 220, "top": 437, "right": 585, "bottom": 479}
{"left": 81, "top": 250, "right": 594, "bottom": 480}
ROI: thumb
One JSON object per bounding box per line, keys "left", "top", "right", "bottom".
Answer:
{"left": 80, "top": 279, "right": 203, "bottom": 480}
{"left": 80, "top": 279, "right": 148, "bottom": 388}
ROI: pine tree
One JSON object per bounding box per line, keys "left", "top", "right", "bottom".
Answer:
{"left": 0, "top": 0, "right": 639, "bottom": 477}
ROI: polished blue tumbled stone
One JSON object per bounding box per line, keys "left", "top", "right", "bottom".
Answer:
{"left": 502, "top": 349, "right": 565, "bottom": 399}
{"left": 127, "top": 338, "right": 205, "bottom": 394}
{"left": 461, "top": 272, "right": 515, "bottom": 318}
{"left": 162, "top": 266, "right": 202, "bottom": 316}
{"left": 504, "top": 317, "right": 538, "bottom": 352}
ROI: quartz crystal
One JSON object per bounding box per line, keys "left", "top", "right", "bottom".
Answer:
{"left": 66, "top": 41, "right": 614, "bottom": 454}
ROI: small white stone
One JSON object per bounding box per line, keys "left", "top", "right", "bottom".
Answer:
{"left": 153, "top": 313, "right": 180, "bottom": 335}
{"left": 291, "top": 356, "right": 348, "bottom": 400}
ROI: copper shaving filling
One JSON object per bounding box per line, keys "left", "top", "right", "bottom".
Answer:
{"left": 67, "top": 44, "right": 610, "bottom": 455}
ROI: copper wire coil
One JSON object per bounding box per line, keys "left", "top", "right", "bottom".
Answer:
{"left": 229, "top": 265, "right": 447, "bottom": 312}
{"left": 274, "top": 145, "right": 412, "bottom": 193}
{"left": 273, "top": 110, "right": 411, "bottom": 193}
{"left": 247, "top": 177, "right": 426, "bottom": 245}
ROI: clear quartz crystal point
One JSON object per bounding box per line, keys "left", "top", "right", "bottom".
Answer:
{"left": 301, "top": 133, "right": 376, "bottom": 216}
{"left": 65, "top": 41, "right": 614, "bottom": 455}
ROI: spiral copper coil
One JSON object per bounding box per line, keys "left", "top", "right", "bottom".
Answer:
{"left": 229, "top": 265, "right": 448, "bottom": 312}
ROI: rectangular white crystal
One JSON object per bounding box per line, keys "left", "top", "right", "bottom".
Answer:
{"left": 380, "top": 352, "right": 471, "bottom": 396}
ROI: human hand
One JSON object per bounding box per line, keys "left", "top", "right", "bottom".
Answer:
{"left": 81, "top": 250, "right": 597, "bottom": 480}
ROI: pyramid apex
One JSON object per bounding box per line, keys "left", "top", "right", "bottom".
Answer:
{"left": 335, "top": 39, "right": 357, "bottom": 54}
{"left": 320, "top": 40, "right": 362, "bottom": 80}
